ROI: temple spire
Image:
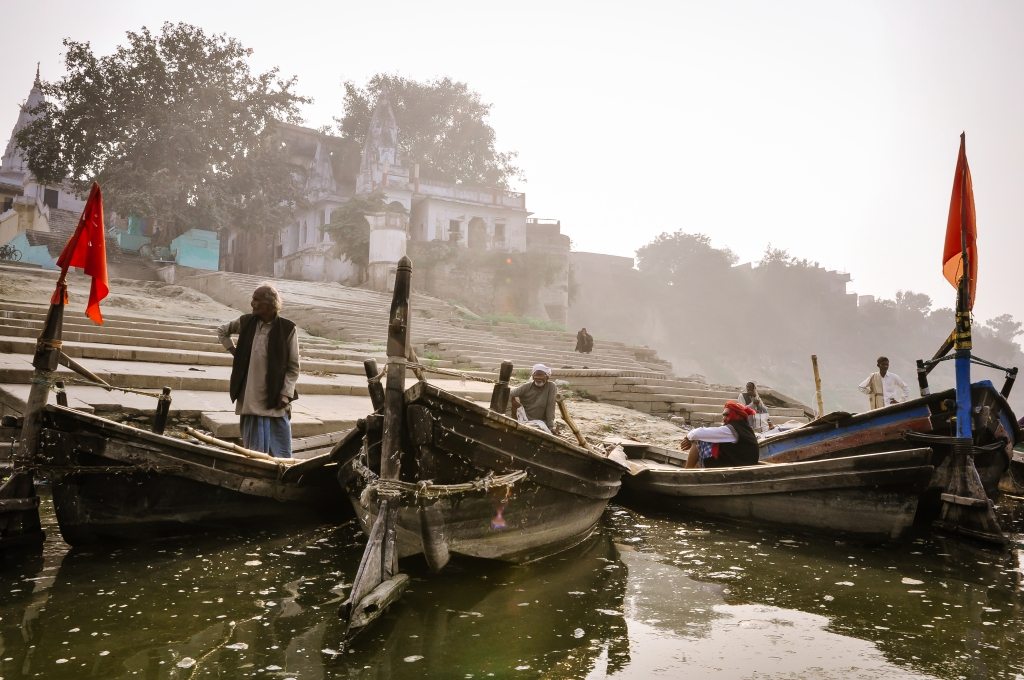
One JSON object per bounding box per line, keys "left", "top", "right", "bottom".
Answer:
{"left": 1, "top": 65, "right": 47, "bottom": 174}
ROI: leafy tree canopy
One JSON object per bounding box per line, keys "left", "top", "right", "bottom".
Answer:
{"left": 984, "top": 313, "right": 1023, "bottom": 344}
{"left": 895, "top": 290, "right": 933, "bottom": 316}
{"left": 758, "top": 244, "right": 818, "bottom": 269}
{"left": 338, "top": 74, "right": 521, "bottom": 189}
{"left": 16, "top": 22, "right": 308, "bottom": 236}
{"left": 635, "top": 231, "right": 737, "bottom": 284}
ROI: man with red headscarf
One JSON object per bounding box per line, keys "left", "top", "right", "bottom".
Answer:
{"left": 679, "top": 400, "right": 759, "bottom": 468}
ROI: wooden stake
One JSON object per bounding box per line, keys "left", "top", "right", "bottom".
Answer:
{"left": 810, "top": 354, "right": 825, "bottom": 417}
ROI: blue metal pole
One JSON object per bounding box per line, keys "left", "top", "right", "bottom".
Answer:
{"left": 954, "top": 347, "right": 972, "bottom": 439}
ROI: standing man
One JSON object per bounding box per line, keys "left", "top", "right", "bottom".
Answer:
{"left": 510, "top": 363, "right": 559, "bottom": 434}
{"left": 858, "top": 356, "right": 909, "bottom": 410}
{"left": 217, "top": 283, "right": 299, "bottom": 458}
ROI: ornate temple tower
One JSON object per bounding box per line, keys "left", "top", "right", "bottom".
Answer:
{"left": 1, "top": 65, "right": 44, "bottom": 180}
{"left": 356, "top": 97, "right": 400, "bottom": 195}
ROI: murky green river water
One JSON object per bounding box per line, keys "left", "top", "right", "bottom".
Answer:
{"left": 1, "top": 489, "right": 1021, "bottom": 679}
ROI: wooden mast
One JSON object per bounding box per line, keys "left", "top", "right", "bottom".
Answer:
{"left": 933, "top": 132, "right": 1003, "bottom": 544}
{"left": 340, "top": 256, "right": 413, "bottom": 641}
{"left": 0, "top": 285, "right": 66, "bottom": 552}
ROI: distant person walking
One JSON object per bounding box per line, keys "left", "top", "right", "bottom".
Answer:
{"left": 858, "top": 356, "right": 908, "bottom": 410}
{"left": 575, "top": 327, "right": 594, "bottom": 354}
{"left": 217, "top": 283, "right": 299, "bottom": 458}
{"left": 510, "top": 363, "right": 559, "bottom": 434}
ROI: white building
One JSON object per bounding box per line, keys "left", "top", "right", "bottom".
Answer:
{"left": 0, "top": 67, "right": 86, "bottom": 247}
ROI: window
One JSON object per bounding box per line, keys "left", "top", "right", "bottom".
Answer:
{"left": 448, "top": 219, "right": 461, "bottom": 241}
{"left": 494, "top": 222, "right": 506, "bottom": 241}
{"left": 43, "top": 188, "right": 58, "bottom": 209}
{"left": 1, "top": 197, "right": 12, "bottom": 213}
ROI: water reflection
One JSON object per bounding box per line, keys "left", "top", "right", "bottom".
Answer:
{"left": 337, "top": 532, "right": 628, "bottom": 678}
{"left": 605, "top": 502, "right": 1024, "bottom": 679}
{"left": 1, "top": 493, "right": 1021, "bottom": 679}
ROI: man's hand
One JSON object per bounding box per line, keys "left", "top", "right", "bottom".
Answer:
{"left": 277, "top": 395, "right": 291, "bottom": 409}
{"left": 889, "top": 398, "right": 898, "bottom": 404}
{"left": 679, "top": 437, "right": 692, "bottom": 451}
{"left": 511, "top": 396, "right": 522, "bottom": 409}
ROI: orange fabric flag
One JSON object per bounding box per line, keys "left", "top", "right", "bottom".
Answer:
{"left": 941, "top": 133, "right": 977, "bottom": 310}
{"left": 55, "top": 182, "right": 109, "bottom": 324}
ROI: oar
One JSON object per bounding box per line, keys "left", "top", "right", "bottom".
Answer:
{"left": 556, "top": 393, "right": 600, "bottom": 453}
{"left": 183, "top": 426, "right": 293, "bottom": 463}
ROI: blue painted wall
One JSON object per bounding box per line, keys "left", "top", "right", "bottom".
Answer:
{"left": 170, "top": 228, "right": 219, "bottom": 271}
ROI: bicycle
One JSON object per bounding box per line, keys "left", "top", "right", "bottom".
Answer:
{"left": 0, "top": 243, "right": 21, "bottom": 262}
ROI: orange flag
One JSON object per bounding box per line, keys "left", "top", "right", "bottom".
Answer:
{"left": 941, "top": 132, "right": 977, "bottom": 310}
{"left": 55, "top": 182, "right": 109, "bottom": 324}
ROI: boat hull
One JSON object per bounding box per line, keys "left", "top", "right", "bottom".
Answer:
{"left": 618, "top": 447, "right": 936, "bottom": 542}
{"left": 343, "top": 382, "right": 626, "bottom": 564}
{"left": 37, "top": 406, "right": 343, "bottom": 545}
{"left": 760, "top": 382, "right": 1018, "bottom": 500}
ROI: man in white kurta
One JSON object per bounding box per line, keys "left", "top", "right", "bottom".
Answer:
{"left": 217, "top": 284, "right": 299, "bottom": 457}
{"left": 858, "top": 356, "right": 908, "bottom": 409}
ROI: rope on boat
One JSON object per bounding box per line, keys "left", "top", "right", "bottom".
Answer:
{"left": 351, "top": 456, "right": 528, "bottom": 499}
{"left": 38, "top": 374, "right": 165, "bottom": 399}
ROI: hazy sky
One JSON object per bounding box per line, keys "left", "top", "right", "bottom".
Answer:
{"left": 3, "top": 1, "right": 1022, "bottom": 328}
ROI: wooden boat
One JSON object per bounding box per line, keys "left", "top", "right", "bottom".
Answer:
{"left": 617, "top": 442, "right": 936, "bottom": 541}
{"left": 339, "top": 381, "right": 626, "bottom": 564}
{"left": 759, "top": 381, "right": 1019, "bottom": 504}
{"left": 338, "top": 257, "right": 627, "bottom": 639}
{"left": 34, "top": 404, "right": 346, "bottom": 545}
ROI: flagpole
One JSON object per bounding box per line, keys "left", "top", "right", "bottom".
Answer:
{"left": 933, "top": 132, "right": 1003, "bottom": 544}
{"left": 953, "top": 131, "right": 973, "bottom": 440}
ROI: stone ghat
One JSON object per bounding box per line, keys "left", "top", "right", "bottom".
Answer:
{"left": 0, "top": 265, "right": 812, "bottom": 439}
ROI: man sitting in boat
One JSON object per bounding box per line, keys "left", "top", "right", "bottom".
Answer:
{"left": 217, "top": 284, "right": 300, "bottom": 458}
{"left": 679, "top": 400, "right": 759, "bottom": 468}
{"left": 510, "top": 364, "right": 558, "bottom": 434}
{"left": 858, "top": 356, "right": 909, "bottom": 409}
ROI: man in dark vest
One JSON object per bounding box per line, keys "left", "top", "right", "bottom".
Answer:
{"left": 679, "top": 400, "right": 759, "bottom": 468}
{"left": 217, "top": 283, "right": 299, "bottom": 458}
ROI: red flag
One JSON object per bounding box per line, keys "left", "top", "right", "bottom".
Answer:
{"left": 55, "top": 182, "right": 109, "bottom": 324}
{"left": 941, "top": 133, "right": 977, "bottom": 310}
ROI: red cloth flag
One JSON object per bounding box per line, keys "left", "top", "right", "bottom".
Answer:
{"left": 54, "top": 182, "right": 109, "bottom": 324}
{"left": 942, "top": 133, "right": 978, "bottom": 310}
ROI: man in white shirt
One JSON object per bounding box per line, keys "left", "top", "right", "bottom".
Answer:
{"left": 217, "top": 284, "right": 300, "bottom": 457}
{"left": 858, "top": 356, "right": 909, "bottom": 410}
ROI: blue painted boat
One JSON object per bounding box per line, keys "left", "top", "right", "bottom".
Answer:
{"left": 759, "top": 380, "right": 1019, "bottom": 512}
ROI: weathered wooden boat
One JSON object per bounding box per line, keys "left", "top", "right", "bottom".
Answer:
{"left": 339, "top": 381, "right": 626, "bottom": 563}
{"left": 616, "top": 441, "right": 936, "bottom": 541}
{"left": 34, "top": 405, "right": 346, "bottom": 545}
{"left": 338, "top": 257, "right": 627, "bottom": 640}
{"left": 759, "top": 381, "right": 1019, "bottom": 502}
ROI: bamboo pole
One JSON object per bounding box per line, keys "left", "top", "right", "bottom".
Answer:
{"left": 810, "top": 354, "right": 824, "bottom": 417}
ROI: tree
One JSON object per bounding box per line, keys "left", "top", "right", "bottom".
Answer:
{"left": 895, "top": 290, "right": 933, "bottom": 316}
{"left": 635, "top": 231, "right": 737, "bottom": 284}
{"left": 984, "top": 314, "right": 1023, "bottom": 345}
{"left": 16, "top": 22, "right": 308, "bottom": 241}
{"left": 338, "top": 74, "right": 521, "bottom": 189}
